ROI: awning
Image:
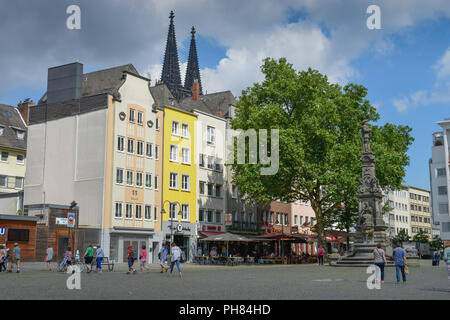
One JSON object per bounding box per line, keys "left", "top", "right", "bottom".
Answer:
{"left": 255, "top": 232, "right": 307, "bottom": 243}
{"left": 199, "top": 231, "right": 224, "bottom": 238}
{"left": 199, "top": 232, "right": 254, "bottom": 242}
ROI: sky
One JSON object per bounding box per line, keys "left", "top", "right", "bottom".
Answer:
{"left": 0, "top": 0, "right": 449, "bottom": 190}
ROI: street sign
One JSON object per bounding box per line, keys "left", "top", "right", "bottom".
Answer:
{"left": 56, "top": 218, "right": 68, "bottom": 225}
{"left": 67, "top": 212, "right": 76, "bottom": 228}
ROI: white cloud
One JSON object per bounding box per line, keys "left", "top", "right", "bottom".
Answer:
{"left": 434, "top": 47, "right": 450, "bottom": 80}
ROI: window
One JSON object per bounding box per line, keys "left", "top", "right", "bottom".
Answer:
{"left": 15, "top": 177, "right": 23, "bottom": 189}
{"left": 437, "top": 168, "right": 445, "bottom": 177}
{"left": 438, "top": 186, "right": 448, "bottom": 195}
{"left": 116, "top": 168, "right": 124, "bottom": 184}
{"left": 170, "top": 145, "right": 178, "bottom": 162}
{"left": 16, "top": 130, "right": 25, "bottom": 140}
{"left": 215, "top": 185, "right": 222, "bottom": 198}
{"left": 145, "top": 173, "right": 152, "bottom": 188}
{"left": 154, "top": 175, "right": 158, "bottom": 190}
{"left": 207, "top": 210, "right": 213, "bottom": 223}
{"left": 0, "top": 126, "right": 3, "bottom": 136}
{"left": 182, "top": 148, "right": 190, "bottom": 164}
{"left": 16, "top": 154, "right": 24, "bottom": 164}
{"left": 172, "top": 121, "right": 179, "bottom": 135}
{"left": 136, "top": 172, "right": 143, "bottom": 187}
{"left": 207, "top": 183, "right": 213, "bottom": 196}
{"left": 169, "top": 172, "right": 178, "bottom": 189}
{"left": 145, "top": 205, "right": 152, "bottom": 220}
{"left": 169, "top": 203, "right": 178, "bottom": 220}
{"left": 196, "top": 182, "right": 205, "bottom": 196}
{"left": 155, "top": 145, "right": 159, "bottom": 160}
{"left": 199, "top": 154, "right": 205, "bottom": 167}
{"left": 135, "top": 205, "right": 142, "bottom": 219}
{"left": 199, "top": 209, "right": 205, "bottom": 222}
{"left": 207, "top": 126, "right": 215, "bottom": 144}
{"left": 126, "top": 204, "right": 133, "bottom": 218}
{"left": 127, "top": 138, "right": 134, "bottom": 154}
{"left": 215, "top": 211, "right": 221, "bottom": 224}
{"left": 294, "top": 215, "right": 298, "bottom": 225}
{"left": 439, "top": 203, "right": 449, "bottom": 214}
{"left": 1, "top": 152, "right": 8, "bottom": 162}
{"left": 129, "top": 109, "right": 135, "bottom": 123}
{"left": 181, "top": 123, "right": 189, "bottom": 138}
{"left": 181, "top": 204, "right": 189, "bottom": 220}
{"left": 155, "top": 118, "right": 160, "bottom": 130}
{"left": 207, "top": 156, "right": 214, "bottom": 170}
{"left": 300, "top": 216, "right": 304, "bottom": 225}
{"left": 181, "top": 175, "right": 190, "bottom": 191}
{"left": 136, "top": 141, "right": 144, "bottom": 156}
{"left": 0, "top": 175, "right": 7, "bottom": 187}
{"left": 232, "top": 185, "right": 238, "bottom": 198}
{"left": 418, "top": 195, "right": 422, "bottom": 201}
{"left": 146, "top": 143, "right": 153, "bottom": 158}
{"left": 154, "top": 206, "right": 158, "bottom": 221}
{"left": 215, "top": 159, "right": 222, "bottom": 172}
{"left": 7, "top": 229, "right": 29, "bottom": 242}
{"left": 115, "top": 202, "right": 122, "bottom": 218}
{"left": 442, "top": 222, "right": 450, "bottom": 233}
{"left": 126, "top": 171, "right": 133, "bottom": 186}
{"left": 117, "top": 136, "right": 124, "bottom": 152}
{"left": 137, "top": 111, "right": 143, "bottom": 125}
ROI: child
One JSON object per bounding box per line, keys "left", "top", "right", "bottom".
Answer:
{"left": 126, "top": 245, "right": 136, "bottom": 274}
{"left": 140, "top": 245, "right": 150, "bottom": 272}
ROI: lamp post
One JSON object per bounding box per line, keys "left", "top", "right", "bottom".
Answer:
{"left": 161, "top": 200, "right": 183, "bottom": 244}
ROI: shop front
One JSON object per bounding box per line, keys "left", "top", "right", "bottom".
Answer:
{"left": 162, "top": 221, "right": 196, "bottom": 262}
{"left": 0, "top": 215, "right": 39, "bottom": 261}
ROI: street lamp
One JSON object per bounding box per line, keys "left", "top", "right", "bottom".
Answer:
{"left": 161, "top": 200, "right": 183, "bottom": 243}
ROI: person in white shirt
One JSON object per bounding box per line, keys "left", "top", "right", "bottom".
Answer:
{"left": 170, "top": 242, "right": 182, "bottom": 278}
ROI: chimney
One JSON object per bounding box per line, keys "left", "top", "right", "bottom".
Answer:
{"left": 217, "top": 111, "right": 223, "bottom": 117}
{"left": 192, "top": 79, "right": 199, "bottom": 101}
{"left": 47, "top": 62, "right": 83, "bottom": 104}
{"left": 17, "top": 99, "right": 35, "bottom": 125}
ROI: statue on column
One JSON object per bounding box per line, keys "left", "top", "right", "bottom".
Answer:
{"left": 362, "top": 120, "right": 372, "bottom": 154}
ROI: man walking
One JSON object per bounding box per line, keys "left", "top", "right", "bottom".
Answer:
{"left": 170, "top": 242, "right": 182, "bottom": 278}
{"left": 159, "top": 243, "right": 169, "bottom": 273}
{"left": 45, "top": 245, "right": 54, "bottom": 271}
{"left": 317, "top": 245, "right": 324, "bottom": 265}
{"left": 11, "top": 243, "right": 21, "bottom": 273}
{"left": 95, "top": 245, "right": 104, "bottom": 274}
{"left": 444, "top": 243, "right": 450, "bottom": 288}
{"left": 393, "top": 243, "right": 407, "bottom": 284}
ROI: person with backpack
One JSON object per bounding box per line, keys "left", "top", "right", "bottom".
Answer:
{"left": 444, "top": 243, "right": 450, "bottom": 288}
{"left": 126, "top": 245, "right": 137, "bottom": 274}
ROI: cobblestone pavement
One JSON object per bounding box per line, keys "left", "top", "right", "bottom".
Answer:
{"left": 0, "top": 260, "right": 449, "bottom": 299}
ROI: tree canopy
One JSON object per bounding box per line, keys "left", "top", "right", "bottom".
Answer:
{"left": 230, "top": 57, "right": 414, "bottom": 249}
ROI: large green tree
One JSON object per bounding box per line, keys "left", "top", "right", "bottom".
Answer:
{"left": 412, "top": 230, "right": 430, "bottom": 243}
{"left": 230, "top": 58, "right": 413, "bottom": 253}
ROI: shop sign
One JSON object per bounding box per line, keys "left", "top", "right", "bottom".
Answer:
{"left": 170, "top": 224, "right": 191, "bottom": 233}
{"left": 67, "top": 212, "right": 76, "bottom": 228}
{"left": 0, "top": 228, "right": 5, "bottom": 236}
{"left": 225, "top": 213, "right": 232, "bottom": 226}
{"left": 291, "top": 226, "right": 298, "bottom": 233}
{"left": 56, "top": 218, "right": 68, "bottom": 225}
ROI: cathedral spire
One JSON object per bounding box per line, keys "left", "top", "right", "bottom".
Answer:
{"left": 184, "top": 26, "right": 203, "bottom": 96}
{"left": 161, "top": 10, "right": 183, "bottom": 99}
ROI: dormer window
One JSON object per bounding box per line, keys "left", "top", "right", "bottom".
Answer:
{"left": 16, "top": 130, "right": 25, "bottom": 140}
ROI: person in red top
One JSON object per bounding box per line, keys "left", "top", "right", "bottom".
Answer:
{"left": 318, "top": 246, "right": 324, "bottom": 265}
{"left": 139, "top": 245, "right": 150, "bottom": 272}
{"left": 126, "top": 245, "right": 136, "bottom": 275}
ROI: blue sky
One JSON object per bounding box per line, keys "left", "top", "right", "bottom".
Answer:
{"left": 0, "top": 1, "right": 449, "bottom": 190}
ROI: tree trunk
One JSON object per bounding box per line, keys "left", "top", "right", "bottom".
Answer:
{"left": 311, "top": 200, "right": 327, "bottom": 262}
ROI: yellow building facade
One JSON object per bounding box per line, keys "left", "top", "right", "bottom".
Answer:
{"left": 161, "top": 105, "right": 197, "bottom": 260}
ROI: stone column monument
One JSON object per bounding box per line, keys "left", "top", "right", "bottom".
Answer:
{"left": 334, "top": 120, "right": 391, "bottom": 266}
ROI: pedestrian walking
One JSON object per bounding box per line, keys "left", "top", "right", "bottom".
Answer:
{"left": 170, "top": 242, "right": 182, "bottom": 278}
{"left": 373, "top": 243, "right": 387, "bottom": 284}
{"left": 0, "top": 244, "right": 6, "bottom": 272}
{"left": 393, "top": 243, "right": 407, "bottom": 284}
{"left": 11, "top": 243, "right": 21, "bottom": 273}
{"left": 126, "top": 245, "right": 137, "bottom": 274}
{"left": 95, "top": 245, "right": 104, "bottom": 273}
{"left": 433, "top": 250, "right": 441, "bottom": 266}
{"left": 444, "top": 243, "right": 450, "bottom": 288}
{"left": 64, "top": 247, "right": 72, "bottom": 272}
{"left": 45, "top": 245, "right": 53, "bottom": 271}
{"left": 140, "top": 245, "right": 150, "bottom": 272}
{"left": 159, "top": 243, "right": 169, "bottom": 273}
{"left": 84, "top": 243, "right": 94, "bottom": 273}
{"left": 2, "top": 244, "right": 9, "bottom": 272}
{"left": 317, "top": 246, "right": 324, "bottom": 265}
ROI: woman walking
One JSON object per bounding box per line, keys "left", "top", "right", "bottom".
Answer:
{"left": 373, "top": 243, "right": 387, "bottom": 284}
{"left": 170, "top": 242, "right": 182, "bottom": 278}
{"left": 95, "top": 245, "right": 104, "bottom": 273}
{"left": 159, "top": 243, "right": 169, "bottom": 273}
{"left": 64, "top": 247, "right": 72, "bottom": 272}
{"left": 317, "top": 246, "right": 324, "bottom": 265}
{"left": 140, "top": 245, "right": 150, "bottom": 272}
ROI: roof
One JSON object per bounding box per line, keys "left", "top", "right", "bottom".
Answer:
{"left": 0, "top": 104, "right": 27, "bottom": 151}
{"left": 199, "top": 232, "right": 254, "bottom": 242}
{"left": 149, "top": 83, "right": 177, "bottom": 107}
{"left": 0, "top": 214, "right": 39, "bottom": 222}
{"left": 39, "top": 64, "right": 139, "bottom": 104}
{"left": 179, "top": 90, "right": 236, "bottom": 117}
